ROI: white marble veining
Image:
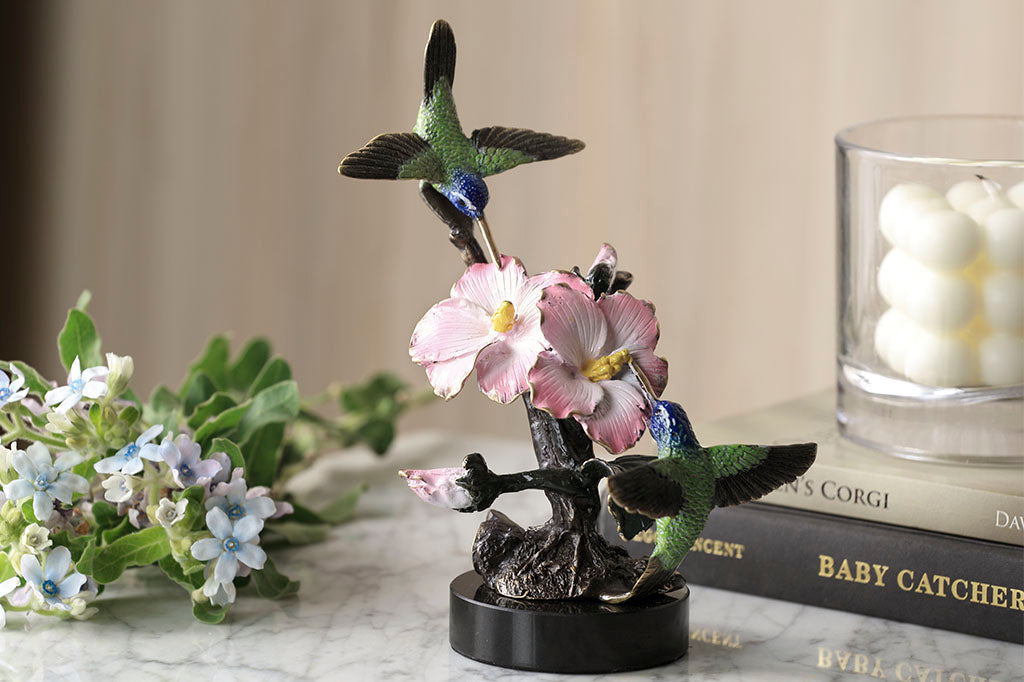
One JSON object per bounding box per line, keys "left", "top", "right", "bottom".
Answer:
{"left": 0, "top": 432, "right": 1021, "bottom": 681}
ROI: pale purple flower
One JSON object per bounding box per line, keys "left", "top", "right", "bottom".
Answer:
{"left": 20, "top": 546, "right": 86, "bottom": 611}
{"left": 191, "top": 507, "right": 266, "bottom": 585}
{"left": 3, "top": 443, "right": 88, "bottom": 522}
{"left": 95, "top": 424, "right": 163, "bottom": 475}
{"left": 43, "top": 356, "right": 108, "bottom": 414}
{"left": 399, "top": 467, "right": 473, "bottom": 510}
{"left": 0, "top": 576, "right": 20, "bottom": 627}
{"left": 206, "top": 469, "right": 276, "bottom": 521}
{"left": 0, "top": 364, "right": 28, "bottom": 409}
{"left": 161, "top": 434, "right": 221, "bottom": 489}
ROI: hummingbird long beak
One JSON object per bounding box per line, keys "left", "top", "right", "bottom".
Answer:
{"left": 628, "top": 358, "right": 657, "bottom": 405}
{"left": 475, "top": 214, "right": 503, "bottom": 269}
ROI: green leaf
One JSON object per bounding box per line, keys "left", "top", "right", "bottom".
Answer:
{"left": 78, "top": 525, "right": 171, "bottom": 583}
{"left": 91, "top": 501, "right": 121, "bottom": 530}
{"left": 175, "top": 485, "right": 207, "bottom": 531}
{"left": 75, "top": 290, "right": 92, "bottom": 311}
{"left": 228, "top": 338, "right": 271, "bottom": 392}
{"left": 236, "top": 380, "right": 299, "bottom": 442}
{"left": 89, "top": 402, "right": 103, "bottom": 430}
{"left": 58, "top": 308, "right": 102, "bottom": 371}
{"left": 251, "top": 558, "right": 300, "bottom": 600}
{"left": 193, "top": 600, "right": 229, "bottom": 624}
{"left": 248, "top": 357, "right": 292, "bottom": 397}
{"left": 72, "top": 454, "right": 99, "bottom": 480}
{"left": 285, "top": 501, "right": 324, "bottom": 524}
{"left": 20, "top": 498, "right": 39, "bottom": 524}
{"left": 187, "top": 392, "right": 239, "bottom": 430}
{"left": 158, "top": 554, "right": 204, "bottom": 592}
{"left": 50, "top": 531, "right": 94, "bottom": 562}
{"left": 359, "top": 417, "right": 396, "bottom": 455}
{"left": 8, "top": 361, "right": 51, "bottom": 397}
{"left": 208, "top": 437, "right": 245, "bottom": 474}
{"left": 181, "top": 336, "right": 230, "bottom": 394}
{"left": 241, "top": 423, "right": 285, "bottom": 487}
{"left": 145, "top": 385, "right": 183, "bottom": 436}
{"left": 262, "top": 520, "right": 328, "bottom": 545}
{"left": 100, "top": 517, "right": 132, "bottom": 544}
{"left": 317, "top": 482, "right": 368, "bottom": 524}
{"left": 340, "top": 372, "right": 406, "bottom": 414}
{"left": 0, "top": 554, "right": 15, "bottom": 582}
{"left": 181, "top": 371, "right": 217, "bottom": 417}
{"left": 194, "top": 400, "right": 251, "bottom": 443}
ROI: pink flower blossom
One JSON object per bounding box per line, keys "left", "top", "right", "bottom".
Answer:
{"left": 528, "top": 284, "right": 668, "bottom": 454}
{"left": 399, "top": 467, "right": 474, "bottom": 510}
{"left": 409, "top": 256, "right": 589, "bottom": 403}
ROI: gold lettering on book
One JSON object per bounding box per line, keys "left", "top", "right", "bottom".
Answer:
{"left": 690, "top": 537, "right": 745, "bottom": 559}
{"left": 818, "top": 647, "right": 999, "bottom": 681}
{"left": 818, "top": 555, "right": 888, "bottom": 586}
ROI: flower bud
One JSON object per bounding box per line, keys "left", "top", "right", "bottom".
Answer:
{"left": 398, "top": 467, "right": 473, "bottom": 510}
{"left": 105, "top": 353, "right": 134, "bottom": 397}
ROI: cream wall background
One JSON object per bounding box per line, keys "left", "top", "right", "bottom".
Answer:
{"left": 26, "top": 0, "right": 1024, "bottom": 439}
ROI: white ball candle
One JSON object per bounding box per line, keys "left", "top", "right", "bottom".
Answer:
{"left": 903, "top": 269, "right": 977, "bottom": 333}
{"left": 967, "top": 195, "right": 1014, "bottom": 225}
{"left": 946, "top": 179, "right": 989, "bottom": 212}
{"left": 978, "top": 333, "right": 1024, "bottom": 386}
{"left": 884, "top": 310, "right": 923, "bottom": 375}
{"left": 983, "top": 208, "right": 1024, "bottom": 270}
{"left": 1007, "top": 181, "right": 1024, "bottom": 210}
{"left": 878, "top": 183, "right": 941, "bottom": 246}
{"left": 874, "top": 307, "right": 904, "bottom": 367}
{"left": 982, "top": 271, "right": 1024, "bottom": 333}
{"left": 876, "top": 249, "right": 916, "bottom": 309}
{"left": 904, "top": 332, "right": 977, "bottom": 386}
{"left": 905, "top": 209, "right": 980, "bottom": 270}
{"left": 888, "top": 197, "right": 951, "bottom": 250}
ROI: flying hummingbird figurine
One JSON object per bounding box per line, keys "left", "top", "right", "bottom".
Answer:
{"left": 601, "top": 365, "right": 817, "bottom": 603}
{"left": 338, "top": 19, "right": 584, "bottom": 266}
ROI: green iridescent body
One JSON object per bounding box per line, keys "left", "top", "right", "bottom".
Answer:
{"left": 604, "top": 400, "right": 816, "bottom": 602}
{"left": 411, "top": 80, "right": 476, "bottom": 184}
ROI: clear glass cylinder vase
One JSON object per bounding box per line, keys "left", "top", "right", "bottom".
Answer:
{"left": 836, "top": 115, "right": 1024, "bottom": 465}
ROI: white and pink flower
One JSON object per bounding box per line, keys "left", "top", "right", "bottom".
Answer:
{"left": 399, "top": 467, "right": 473, "bottom": 510}
{"left": 409, "top": 256, "right": 590, "bottom": 404}
{"left": 528, "top": 285, "right": 668, "bottom": 454}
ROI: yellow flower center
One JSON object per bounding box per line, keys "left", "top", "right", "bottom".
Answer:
{"left": 491, "top": 301, "right": 516, "bottom": 333}
{"left": 581, "top": 349, "right": 632, "bottom": 382}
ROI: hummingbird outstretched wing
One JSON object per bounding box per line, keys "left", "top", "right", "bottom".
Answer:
{"left": 471, "top": 126, "right": 585, "bottom": 177}
{"left": 707, "top": 443, "right": 817, "bottom": 508}
{"left": 338, "top": 133, "right": 445, "bottom": 182}
{"left": 606, "top": 458, "right": 688, "bottom": 520}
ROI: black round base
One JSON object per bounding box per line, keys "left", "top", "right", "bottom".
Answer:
{"left": 449, "top": 571, "right": 689, "bottom": 673}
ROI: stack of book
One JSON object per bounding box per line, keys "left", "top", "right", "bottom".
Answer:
{"left": 600, "top": 390, "right": 1024, "bottom": 644}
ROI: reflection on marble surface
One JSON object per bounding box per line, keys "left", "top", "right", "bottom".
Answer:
{"left": 1, "top": 432, "right": 1021, "bottom": 681}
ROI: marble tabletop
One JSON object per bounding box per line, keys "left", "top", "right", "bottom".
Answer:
{"left": 1, "top": 431, "right": 1021, "bottom": 681}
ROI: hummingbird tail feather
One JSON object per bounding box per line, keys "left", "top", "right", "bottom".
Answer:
{"left": 599, "top": 555, "right": 679, "bottom": 604}
{"left": 424, "top": 19, "right": 456, "bottom": 99}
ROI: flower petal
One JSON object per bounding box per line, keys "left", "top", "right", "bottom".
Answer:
{"left": 55, "top": 392, "right": 81, "bottom": 414}
{"left": 53, "top": 450, "right": 83, "bottom": 472}
{"left": 191, "top": 538, "right": 223, "bottom": 562}
{"left": 243, "top": 496, "right": 276, "bottom": 520}
{"left": 235, "top": 542, "right": 267, "bottom": 570}
{"left": 409, "top": 297, "right": 493, "bottom": 363}
{"left": 3, "top": 479, "right": 33, "bottom": 502}
{"left": 33, "top": 491, "right": 54, "bottom": 523}
{"left": 422, "top": 352, "right": 479, "bottom": 401}
{"left": 68, "top": 357, "right": 82, "bottom": 383}
{"left": 233, "top": 515, "right": 264, "bottom": 543}
{"left": 193, "top": 459, "right": 222, "bottom": 480}
{"left": 81, "top": 366, "right": 109, "bottom": 383}
{"left": 11, "top": 451, "right": 39, "bottom": 481}
{"left": 20, "top": 555, "right": 43, "bottom": 586}
{"left": 25, "top": 443, "right": 52, "bottom": 473}
{"left": 0, "top": 577, "right": 20, "bottom": 598}
{"left": 588, "top": 243, "right": 618, "bottom": 273}
{"left": 451, "top": 256, "right": 527, "bottom": 311}
{"left": 121, "top": 456, "right": 144, "bottom": 476}
{"left": 57, "top": 572, "right": 86, "bottom": 598}
{"left": 0, "top": 371, "right": 8, "bottom": 390}
{"left": 206, "top": 507, "right": 232, "bottom": 539}
{"left": 475, "top": 336, "right": 543, "bottom": 404}
{"left": 60, "top": 472, "right": 89, "bottom": 495}
{"left": 578, "top": 380, "right": 650, "bottom": 454}
{"left": 137, "top": 424, "right": 164, "bottom": 445}
{"left": 93, "top": 456, "right": 124, "bottom": 474}
{"left": 213, "top": 553, "right": 238, "bottom": 584}
{"left": 528, "top": 351, "right": 603, "bottom": 418}
{"left": 514, "top": 270, "right": 591, "bottom": 316}
{"left": 628, "top": 349, "right": 669, "bottom": 397}
{"left": 159, "top": 440, "right": 181, "bottom": 467}
{"left": 599, "top": 292, "right": 661, "bottom": 355}
{"left": 43, "top": 546, "right": 72, "bottom": 583}
{"left": 81, "top": 381, "right": 108, "bottom": 400}
{"left": 175, "top": 434, "right": 201, "bottom": 464}
{"left": 43, "top": 385, "right": 72, "bottom": 407}
{"left": 47, "top": 481, "right": 73, "bottom": 504}
{"left": 138, "top": 443, "right": 163, "bottom": 462}
{"left": 537, "top": 285, "right": 607, "bottom": 366}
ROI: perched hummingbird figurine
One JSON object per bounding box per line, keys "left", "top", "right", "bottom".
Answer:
{"left": 338, "top": 19, "right": 585, "bottom": 265}
{"left": 601, "top": 365, "right": 817, "bottom": 603}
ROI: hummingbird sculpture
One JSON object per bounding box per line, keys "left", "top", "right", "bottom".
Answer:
{"left": 338, "top": 19, "right": 585, "bottom": 265}
{"left": 601, "top": 365, "right": 817, "bottom": 603}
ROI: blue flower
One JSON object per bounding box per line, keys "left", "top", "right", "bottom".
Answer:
{"left": 2, "top": 443, "right": 88, "bottom": 522}
{"left": 0, "top": 364, "right": 28, "bottom": 409}
{"left": 20, "top": 546, "right": 86, "bottom": 610}
{"left": 191, "top": 507, "right": 266, "bottom": 585}
{"left": 205, "top": 470, "right": 276, "bottom": 521}
{"left": 43, "top": 356, "right": 108, "bottom": 414}
{"left": 95, "top": 424, "right": 163, "bottom": 475}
